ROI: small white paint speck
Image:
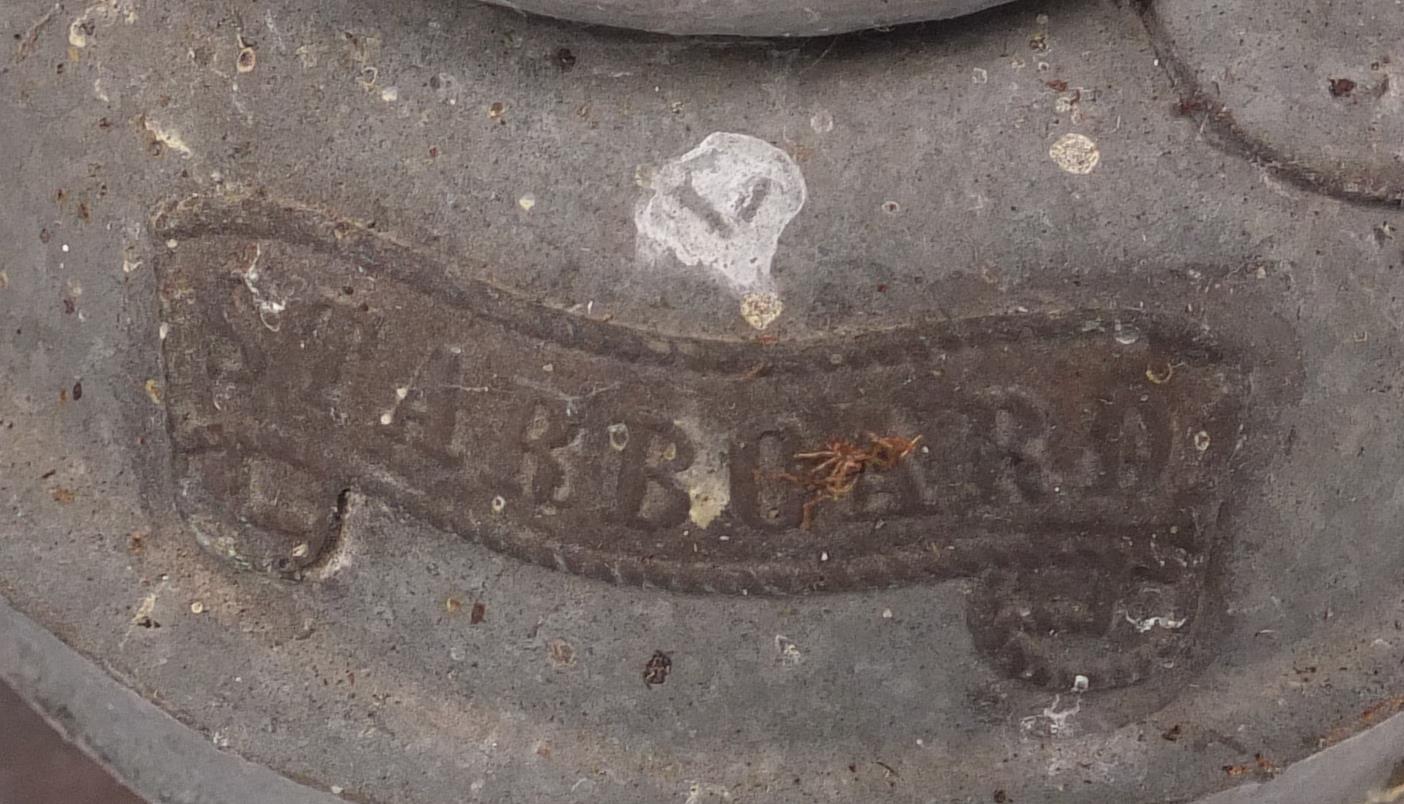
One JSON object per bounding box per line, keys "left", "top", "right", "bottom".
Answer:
{"left": 882, "top": 609, "right": 893, "bottom": 619}
{"left": 1049, "top": 132, "right": 1100, "bottom": 174}
{"left": 190, "top": 600, "right": 205, "bottom": 614}
{"left": 607, "top": 422, "right": 630, "bottom": 451}
{"left": 972, "top": 67, "right": 989, "bottom": 84}
{"left": 70, "top": 18, "right": 89, "bottom": 48}
{"left": 61, "top": 244, "right": 70, "bottom": 253}
{"left": 1020, "top": 694, "right": 1081, "bottom": 737}
{"left": 70, "top": 1, "right": 136, "bottom": 50}
{"left": 380, "top": 86, "right": 399, "bottom": 102}
{"left": 379, "top": 411, "right": 393, "bottom": 425}
{"left": 518, "top": 193, "right": 536, "bottom": 212}
{"left": 820, "top": 551, "right": 829, "bottom": 562}
{"left": 395, "top": 386, "right": 409, "bottom": 400}
{"left": 158, "top": 322, "right": 169, "bottom": 340}
{"left": 165, "top": 239, "right": 179, "bottom": 250}
{"left": 774, "top": 635, "right": 803, "bottom": 666}
{"left": 1072, "top": 674, "right": 1089, "bottom": 693}
{"left": 1124, "top": 613, "right": 1188, "bottom": 633}
{"left": 740, "top": 291, "right": 783, "bottom": 331}
{"left": 1113, "top": 322, "right": 1141, "bottom": 345}
{"left": 143, "top": 117, "right": 194, "bottom": 158}
{"left": 491, "top": 495, "right": 507, "bottom": 513}
{"left": 687, "top": 473, "right": 729, "bottom": 530}
{"left": 130, "top": 590, "right": 159, "bottom": 625}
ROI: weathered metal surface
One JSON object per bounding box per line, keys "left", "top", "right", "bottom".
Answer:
{"left": 1145, "top": 0, "right": 1404, "bottom": 205}
{"left": 475, "top": 0, "right": 1017, "bottom": 36}
{"left": 2, "top": 0, "right": 1403, "bottom": 802}
{"left": 155, "top": 196, "right": 1293, "bottom": 696}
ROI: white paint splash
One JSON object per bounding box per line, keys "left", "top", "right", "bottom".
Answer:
{"left": 635, "top": 132, "right": 806, "bottom": 296}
